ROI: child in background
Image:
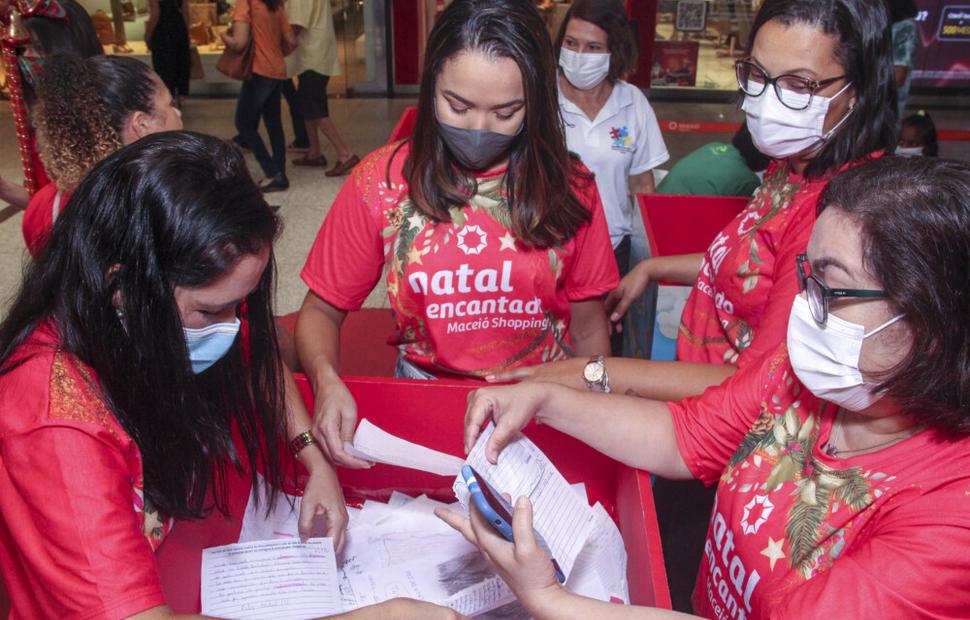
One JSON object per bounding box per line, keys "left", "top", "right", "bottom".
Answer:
{"left": 898, "top": 111, "right": 938, "bottom": 157}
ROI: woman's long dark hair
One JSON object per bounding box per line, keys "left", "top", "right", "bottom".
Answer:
{"left": 0, "top": 131, "right": 288, "bottom": 519}
{"left": 403, "top": 0, "right": 592, "bottom": 249}
{"left": 747, "top": 0, "right": 898, "bottom": 178}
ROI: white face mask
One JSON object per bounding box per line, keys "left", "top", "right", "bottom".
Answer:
{"left": 895, "top": 146, "right": 925, "bottom": 157}
{"left": 559, "top": 47, "right": 611, "bottom": 90}
{"left": 742, "top": 81, "right": 853, "bottom": 159}
{"left": 787, "top": 296, "right": 905, "bottom": 411}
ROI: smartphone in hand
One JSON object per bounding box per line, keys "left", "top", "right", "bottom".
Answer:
{"left": 461, "top": 464, "right": 566, "bottom": 583}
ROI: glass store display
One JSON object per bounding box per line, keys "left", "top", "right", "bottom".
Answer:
{"left": 652, "top": 0, "right": 759, "bottom": 91}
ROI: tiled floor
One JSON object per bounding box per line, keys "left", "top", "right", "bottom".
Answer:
{"left": 1, "top": 96, "right": 968, "bottom": 316}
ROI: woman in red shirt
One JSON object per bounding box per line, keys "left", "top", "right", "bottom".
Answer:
{"left": 447, "top": 156, "right": 970, "bottom": 619}
{"left": 22, "top": 54, "right": 183, "bottom": 256}
{"left": 296, "top": 0, "right": 618, "bottom": 468}
{"left": 0, "top": 132, "right": 349, "bottom": 619}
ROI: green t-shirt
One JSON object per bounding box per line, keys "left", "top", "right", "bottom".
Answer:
{"left": 656, "top": 142, "right": 761, "bottom": 197}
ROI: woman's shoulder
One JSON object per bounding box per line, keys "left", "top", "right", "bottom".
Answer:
{"left": 0, "top": 323, "right": 125, "bottom": 443}
{"left": 347, "top": 141, "right": 411, "bottom": 197}
{"left": 615, "top": 80, "right": 653, "bottom": 109}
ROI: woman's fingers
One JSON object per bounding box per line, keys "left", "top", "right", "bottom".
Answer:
{"left": 464, "top": 389, "right": 493, "bottom": 454}
{"left": 510, "top": 497, "right": 538, "bottom": 556}
{"left": 434, "top": 506, "right": 476, "bottom": 545}
{"left": 485, "top": 366, "right": 534, "bottom": 383}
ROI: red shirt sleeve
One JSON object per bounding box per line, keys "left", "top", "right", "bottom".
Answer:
{"left": 2, "top": 425, "right": 165, "bottom": 618}
{"left": 301, "top": 169, "right": 385, "bottom": 311}
{"left": 562, "top": 172, "right": 620, "bottom": 301}
{"left": 769, "top": 484, "right": 970, "bottom": 618}
{"left": 668, "top": 345, "right": 785, "bottom": 485}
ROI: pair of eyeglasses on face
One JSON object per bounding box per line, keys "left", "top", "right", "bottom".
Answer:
{"left": 735, "top": 59, "right": 846, "bottom": 111}
{"left": 795, "top": 254, "right": 887, "bottom": 325}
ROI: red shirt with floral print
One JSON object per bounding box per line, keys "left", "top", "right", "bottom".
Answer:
{"left": 668, "top": 343, "right": 970, "bottom": 619}
{"left": 677, "top": 155, "right": 881, "bottom": 368}
{"left": 0, "top": 322, "right": 172, "bottom": 619}
{"left": 301, "top": 141, "right": 618, "bottom": 378}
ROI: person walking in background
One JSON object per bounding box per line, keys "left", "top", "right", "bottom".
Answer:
{"left": 146, "top": 0, "right": 191, "bottom": 107}
{"left": 221, "top": 0, "right": 297, "bottom": 192}
{"left": 286, "top": 0, "right": 359, "bottom": 176}
{"left": 656, "top": 124, "right": 770, "bottom": 196}
{"left": 109, "top": 0, "right": 133, "bottom": 53}
{"left": 889, "top": 0, "right": 919, "bottom": 119}
{"left": 553, "top": 0, "right": 668, "bottom": 355}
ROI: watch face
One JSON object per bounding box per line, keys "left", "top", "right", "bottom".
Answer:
{"left": 584, "top": 363, "right": 604, "bottom": 383}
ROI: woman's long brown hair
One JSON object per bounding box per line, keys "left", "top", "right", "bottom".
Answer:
{"left": 402, "top": 0, "right": 592, "bottom": 249}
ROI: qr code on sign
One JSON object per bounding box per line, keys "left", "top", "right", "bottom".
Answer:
{"left": 675, "top": 0, "right": 708, "bottom": 32}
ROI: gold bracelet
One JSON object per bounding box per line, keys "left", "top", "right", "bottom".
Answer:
{"left": 289, "top": 430, "right": 317, "bottom": 456}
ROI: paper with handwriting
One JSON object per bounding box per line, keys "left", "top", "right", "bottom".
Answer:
{"left": 201, "top": 538, "right": 342, "bottom": 619}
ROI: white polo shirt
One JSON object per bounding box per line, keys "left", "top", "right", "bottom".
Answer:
{"left": 559, "top": 80, "right": 669, "bottom": 248}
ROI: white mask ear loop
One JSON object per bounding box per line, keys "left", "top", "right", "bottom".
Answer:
{"left": 863, "top": 314, "right": 905, "bottom": 339}
{"left": 819, "top": 81, "right": 855, "bottom": 139}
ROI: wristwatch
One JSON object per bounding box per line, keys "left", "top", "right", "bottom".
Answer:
{"left": 583, "top": 355, "right": 611, "bottom": 393}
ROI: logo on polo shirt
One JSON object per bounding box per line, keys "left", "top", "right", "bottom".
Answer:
{"left": 610, "top": 126, "right": 634, "bottom": 152}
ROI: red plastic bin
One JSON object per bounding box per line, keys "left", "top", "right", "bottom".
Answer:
{"left": 155, "top": 375, "right": 671, "bottom": 612}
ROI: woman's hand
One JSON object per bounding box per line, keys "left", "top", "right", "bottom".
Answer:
{"left": 435, "top": 497, "right": 566, "bottom": 615}
{"left": 605, "top": 258, "right": 655, "bottom": 326}
{"left": 486, "top": 357, "right": 587, "bottom": 389}
{"left": 464, "top": 383, "right": 551, "bottom": 463}
{"left": 297, "top": 461, "right": 349, "bottom": 552}
{"left": 312, "top": 376, "right": 372, "bottom": 469}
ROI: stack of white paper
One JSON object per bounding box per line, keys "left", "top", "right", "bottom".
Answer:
{"left": 204, "top": 421, "right": 629, "bottom": 619}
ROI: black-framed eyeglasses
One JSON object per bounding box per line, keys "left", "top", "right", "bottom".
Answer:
{"left": 796, "top": 254, "right": 887, "bottom": 325}
{"left": 736, "top": 59, "right": 847, "bottom": 111}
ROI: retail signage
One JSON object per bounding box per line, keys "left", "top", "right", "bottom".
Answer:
{"left": 651, "top": 40, "right": 700, "bottom": 87}
{"left": 674, "top": 0, "right": 708, "bottom": 32}
{"left": 911, "top": 1, "right": 970, "bottom": 88}
{"left": 938, "top": 5, "right": 970, "bottom": 40}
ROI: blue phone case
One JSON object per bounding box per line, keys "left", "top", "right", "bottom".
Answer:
{"left": 461, "top": 465, "right": 566, "bottom": 583}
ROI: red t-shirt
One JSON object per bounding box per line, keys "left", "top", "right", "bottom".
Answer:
{"left": 301, "top": 142, "right": 619, "bottom": 378}
{"left": 21, "top": 182, "right": 68, "bottom": 257}
{"left": 668, "top": 343, "right": 970, "bottom": 619}
{"left": 677, "top": 155, "right": 880, "bottom": 368}
{"left": 0, "top": 323, "right": 171, "bottom": 618}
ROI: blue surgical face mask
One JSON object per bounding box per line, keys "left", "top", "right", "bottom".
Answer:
{"left": 183, "top": 318, "right": 241, "bottom": 373}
